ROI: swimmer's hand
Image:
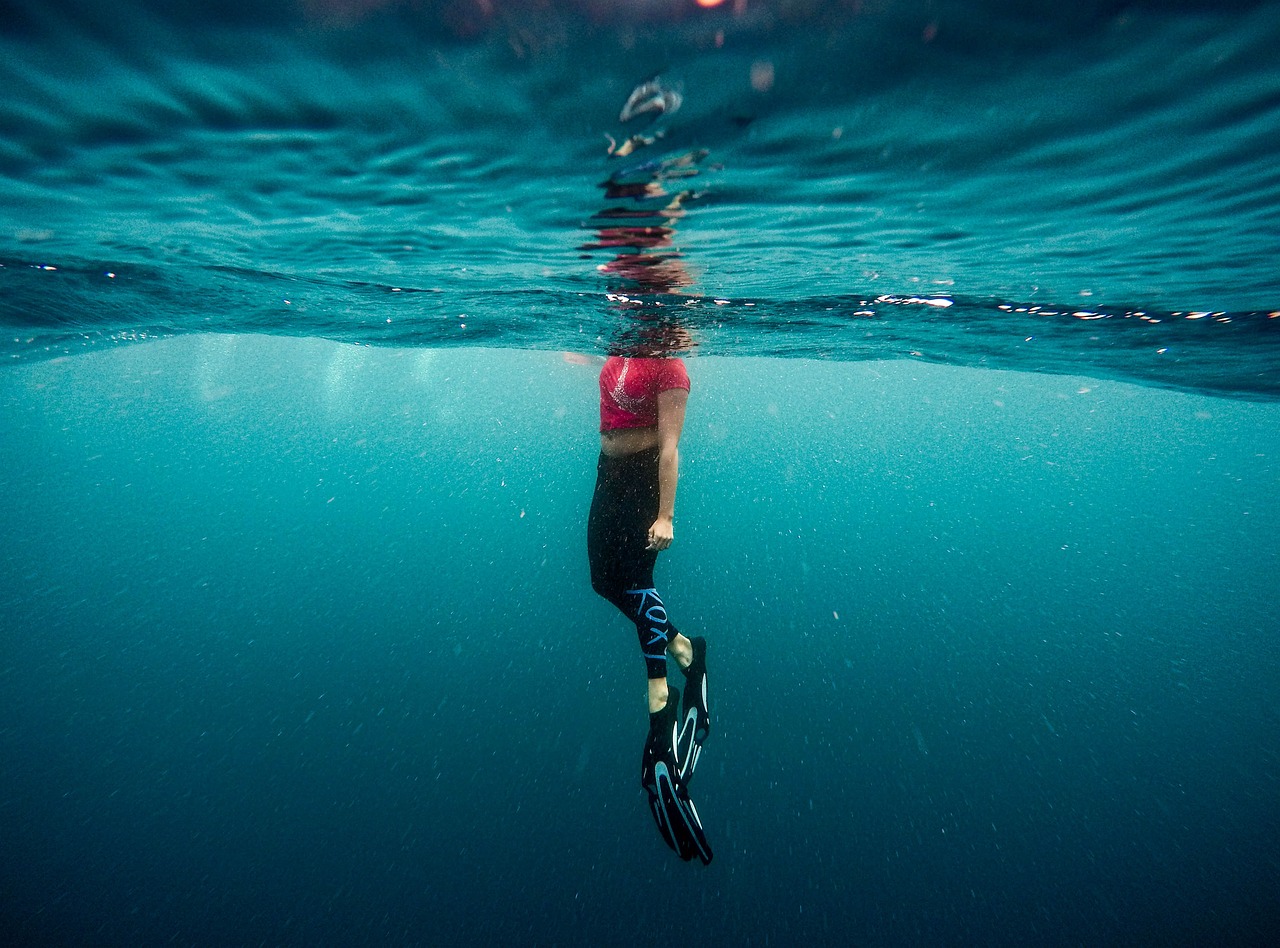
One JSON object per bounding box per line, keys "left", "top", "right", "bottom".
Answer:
{"left": 647, "top": 516, "right": 674, "bottom": 551}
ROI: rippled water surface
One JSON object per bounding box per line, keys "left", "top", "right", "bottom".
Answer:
{"left": 2, "top": 0, "right": 1279, "bottom": 394}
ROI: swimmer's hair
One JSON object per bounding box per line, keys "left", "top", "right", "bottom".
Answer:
{"left": 606, "top": 319, "right": 696, "bottom": 358}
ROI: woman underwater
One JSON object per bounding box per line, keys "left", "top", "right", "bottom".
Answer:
{"left": 587, "top": 351, "right": 713, "bottom": 864}
{"left": 584, "top": 75, "right": 715, "bottom": 861}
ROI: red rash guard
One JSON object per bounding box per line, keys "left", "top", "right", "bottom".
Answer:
{"left": 599, "top": 357, "right": 691, "bottom": 432}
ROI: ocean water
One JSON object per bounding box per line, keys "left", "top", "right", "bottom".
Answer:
{"left": 2, "top": 1, "right": 1279, "bottom": 945}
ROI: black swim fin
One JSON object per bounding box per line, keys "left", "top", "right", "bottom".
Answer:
{"left": 641, "top": 686, "right": 713, "bottom": 865}
{"left": 677, "top": 636, "right": 710, "bottom": 782}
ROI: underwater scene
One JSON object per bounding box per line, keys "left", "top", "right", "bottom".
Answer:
{"left": 2, "top": 1, "right": 1279, "bottom": 944}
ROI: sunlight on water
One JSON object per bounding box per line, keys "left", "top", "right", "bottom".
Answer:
{"left": 320, "top": 343, "right": 376, "bottom": 415}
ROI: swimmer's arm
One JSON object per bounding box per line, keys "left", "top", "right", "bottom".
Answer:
{"left": 649, "top": 387, "right": 688, "bottom": 550}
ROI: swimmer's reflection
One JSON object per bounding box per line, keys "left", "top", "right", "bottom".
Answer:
{"left": 581, "top": 150, "right": 708, "bottom": 300}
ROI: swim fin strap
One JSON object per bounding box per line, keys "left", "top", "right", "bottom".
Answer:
{"left": 641, "top": 686, "right": 713, "bottom": 865}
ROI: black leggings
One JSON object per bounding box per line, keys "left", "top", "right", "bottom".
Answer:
{"left": 588, "top": 447, "right": 679, "bottom": 679}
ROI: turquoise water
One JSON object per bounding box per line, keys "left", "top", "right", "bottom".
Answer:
{"left": 3, "top": 1, "right": 1279, "bottom": 945}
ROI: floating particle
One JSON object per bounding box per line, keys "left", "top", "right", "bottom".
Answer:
{"left": 750, "top": 60, "right": 775, "bottom": 93}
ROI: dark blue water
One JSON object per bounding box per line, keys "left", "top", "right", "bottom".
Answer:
{"left": 3, "top": 2, "right": 1279, "bottom": 945}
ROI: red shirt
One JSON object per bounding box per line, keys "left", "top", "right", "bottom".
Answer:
{"left": 599, "top": 357, "right": 691, "bottom": 432}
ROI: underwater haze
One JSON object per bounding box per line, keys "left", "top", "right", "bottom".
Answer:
{"left": 3, "top": 0, "right": 1280, "bottom": 945}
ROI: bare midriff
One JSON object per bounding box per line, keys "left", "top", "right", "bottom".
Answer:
{"left": 600, "top": 425, "right": 660, "bottom": 457}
